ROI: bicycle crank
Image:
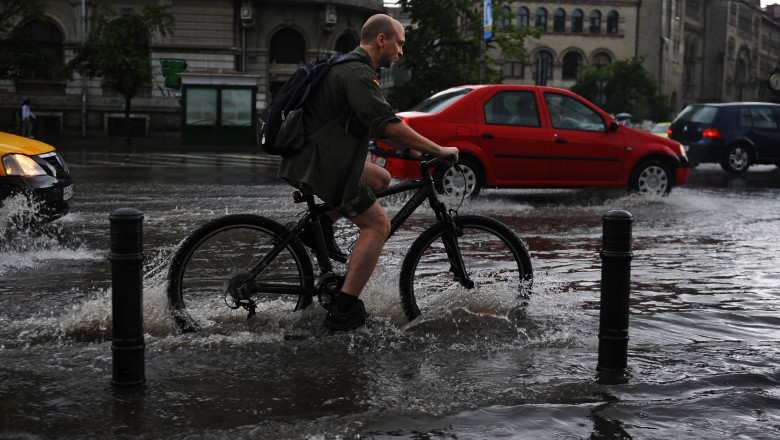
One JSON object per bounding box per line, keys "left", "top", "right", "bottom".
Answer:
{"left": 222, "top": 270, "right": 258, "bottom": 319}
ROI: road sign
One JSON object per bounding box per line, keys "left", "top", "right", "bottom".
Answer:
{"left": 484, "top": 0, "right": 492, "bottom": 40}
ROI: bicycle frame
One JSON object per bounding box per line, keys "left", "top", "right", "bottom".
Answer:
{"left": 246, "top": 156, "right": 473, "bottom": 299}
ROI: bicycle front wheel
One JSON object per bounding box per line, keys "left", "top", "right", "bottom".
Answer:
{"left": 167, "top": 214, "right": 314, "bottom": 332}
{"left": 399, "top": 215, "right": 533, "bottom": 322}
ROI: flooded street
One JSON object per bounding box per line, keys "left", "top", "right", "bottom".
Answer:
{"left": 2, "top": 149, "right": 779, "bottom": 439}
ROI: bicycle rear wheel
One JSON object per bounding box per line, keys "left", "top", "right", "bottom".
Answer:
{"left": 167, "top": 214, "right": 314, "bottom": 332}
{"left": 399, "top": 215, "right": 533, "bottom": 322}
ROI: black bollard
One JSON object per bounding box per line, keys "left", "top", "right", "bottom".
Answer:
{"left": 109, "top": 208, "right": 145, "bottom": 388}
{"left": 597, "top": 209, "right": 633, "bottom": 374}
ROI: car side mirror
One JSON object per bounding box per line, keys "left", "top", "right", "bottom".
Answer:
{"left": 609, "top": 120, "right": 620, "bottom": 132}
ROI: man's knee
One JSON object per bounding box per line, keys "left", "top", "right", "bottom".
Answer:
{"left": 363, "top": 162, "right": 392, "bottom": 192}
{"left": 354, "top": 203, "right": 390, "bottom": 237}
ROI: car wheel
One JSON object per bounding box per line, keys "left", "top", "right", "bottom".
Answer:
{"left": 434, "top": 156, "right": 482, "bottom": 198}
{"left": 720, "top": 144, "right": 751, "bottom": 174}
{"left": 628, "top": 160, "right": 672, "bottom": 196}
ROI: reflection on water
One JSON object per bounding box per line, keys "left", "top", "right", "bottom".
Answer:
{"left": 1, "top": 158, "right": 779, "bottom": 439}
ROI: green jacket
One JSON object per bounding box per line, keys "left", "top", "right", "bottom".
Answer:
{"left": 277, "top": 47, "right": 400, "bottom": 217}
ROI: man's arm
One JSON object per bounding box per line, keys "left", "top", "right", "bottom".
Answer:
{"left": 377, "top": 121, "right": 458, "bottom": 165}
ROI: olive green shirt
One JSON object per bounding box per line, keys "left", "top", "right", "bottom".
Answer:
{"left": 277, "top": 47, "right": 400, "bottom": 217}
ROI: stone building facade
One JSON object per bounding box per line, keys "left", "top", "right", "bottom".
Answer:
{"left": 1, "top": 0, "right": 777, "bottom": 140}
{"left": 497, "top": 0, "right": 780, "bottom": 113}
{"left": 0, "top": 0, "right": 384, "bottom": 141}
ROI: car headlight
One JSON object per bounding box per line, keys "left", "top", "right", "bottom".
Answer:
{"left": 2, "top": 154, "right": 47, "bottom": 177}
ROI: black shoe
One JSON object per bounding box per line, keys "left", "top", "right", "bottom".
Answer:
{"left": 325, "top": 300, "right": 369, "bottom": 332}
{"left": 299, "top": 216, "right": 349, "bottom": 263}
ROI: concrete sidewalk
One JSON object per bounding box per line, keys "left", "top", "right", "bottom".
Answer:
{"left": 44, "top": 132, "right": 261, "bottom": 154}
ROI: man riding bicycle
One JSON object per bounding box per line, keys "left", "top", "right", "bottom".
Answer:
{"left": 278, "top": 14, "right": 458, "bottom": 331}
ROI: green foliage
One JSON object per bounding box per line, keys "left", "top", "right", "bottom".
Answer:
{"left": 70, "top": 3, "right": 173, "bottom": 144}
{"left": 71, "top": 3, "right": 173, "bottom": 100}
{"left": 571, "top": 57, "right": 673, "bottom": 122}
{"left": 0, "top": 0, "right": 64, "bottom": 80}
{"left": 389, "top": 0, "right": 539, "bottom": 110}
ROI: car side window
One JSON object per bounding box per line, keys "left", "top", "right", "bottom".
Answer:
{"left": 543, "top": 92, "right": 605, "bottom": 132}
{"left": 740, "top": 107, "right": 752, "bottom": 127}
{"left": 484, "top": 91, "right": 540, "bottom": 127}
{"left": 750, "top": 107, "right": 778, "bottom": 130}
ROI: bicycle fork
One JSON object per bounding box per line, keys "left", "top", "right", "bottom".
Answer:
{"left": 436, "top": 208, "right": 475, "bottom": 289}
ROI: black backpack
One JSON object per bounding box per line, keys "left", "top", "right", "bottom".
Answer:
{"left": 257, "top": 52, "right": 369, "bottom": 157}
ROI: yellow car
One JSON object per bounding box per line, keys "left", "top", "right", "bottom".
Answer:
{"left": 0, "top": 131, "right": 72, "bottom": 221}
{"left": 651, "top": 122, "right": 671, "bottom": 138}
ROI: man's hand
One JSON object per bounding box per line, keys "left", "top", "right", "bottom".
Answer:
{"left": 437, "top": 146, "right": 459, "bottom": 166}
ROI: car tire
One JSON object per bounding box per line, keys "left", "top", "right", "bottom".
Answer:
{"left": 720, "top": 144, "right": 751, "bottom": 174}
{"left": 628, "top": 160, "right": 672, "bottom": 196}
{"left": 434, "top": 156, "right": 482, "bottom": 198}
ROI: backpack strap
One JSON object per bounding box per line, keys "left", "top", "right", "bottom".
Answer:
{"left": 308, "top": 52, "right": 373, "bottom": 141}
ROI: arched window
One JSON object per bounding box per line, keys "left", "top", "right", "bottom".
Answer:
{"left": 499, "top": 6, "right": 512, "bottom": 30}
{"left": 591, "top": 52, "right": 612, "bottom": 69}
{"left": 553, "top": 9, "right": 566, "bottom": 32}
{"left": 607, "top": 11, "right": 619, "bottom": 34}
{"left": 270, "top": 28, "right": 306, "bottom": 65}
{"left": 335, "top": 32, "right": 357, "bottom": 53}
{"left": 517, "top": 7, "right": 529, "bottom": 28}
{"left": 535, "top": 8, "right": 547, "bottom": 30}
{"left": 534, "top": 50, "right": 553, "bottom": 82}
{"left": 19, "top": 19, "right": 63, "bottom": 80}
{"left": 572, "top": 9, "right": 583, "bottom": 33}
{"left": 589, "top": 10, "right": 602, "bottom": 34}
{"left": 562, "top": 52, "right": 582, "bottom": 79}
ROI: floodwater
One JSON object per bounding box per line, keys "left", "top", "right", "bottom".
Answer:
{"left": 2, "top": 150, "right": 779, "bottom": 439}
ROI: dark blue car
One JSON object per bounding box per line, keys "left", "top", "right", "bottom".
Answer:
{"left": 669, "top": 102, "right": 780, "bottom": 173}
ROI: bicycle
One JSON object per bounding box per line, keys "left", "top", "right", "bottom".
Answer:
{"left": 166, "top": 153, "right": 533, "bottom": 333}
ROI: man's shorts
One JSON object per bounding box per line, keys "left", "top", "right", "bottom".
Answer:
{"left": 299, "top": 177, "right": 376, "bottom": 219}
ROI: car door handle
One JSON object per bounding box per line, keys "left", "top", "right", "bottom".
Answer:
{"left": 481, "top": 133, "right": 494, "bottom": 139}
{"left": 555, "top": 138, "right": 567, "bottom": 144}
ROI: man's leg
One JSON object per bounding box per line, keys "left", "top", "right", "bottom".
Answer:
{"left": 341, "top": 200, "right": 391, "bottom": 297}
{"left": 325, "top": 200, "right": 390, "bottom": 331}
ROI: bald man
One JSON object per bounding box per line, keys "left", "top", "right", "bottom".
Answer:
{"left": 278, "top": 14, "right": 458, "bottom": 331}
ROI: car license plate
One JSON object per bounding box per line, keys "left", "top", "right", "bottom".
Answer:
{"left": 63, "top": 185, "right": 73, "bottom": 201}
{"left": 373, "top": 156, "right": 386, "bottom": 168}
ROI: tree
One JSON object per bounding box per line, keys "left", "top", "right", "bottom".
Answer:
{"left": 0, "top": 0, "right": 65, "bottom": 80}
{"left": 571, "top": 57, "right": 673, "bottom": 122}
{"left": 389, "top": 0, "right": 540, "bottom": 110}
{"left": 71, "top": 3, "right": 173, "bottom": 145}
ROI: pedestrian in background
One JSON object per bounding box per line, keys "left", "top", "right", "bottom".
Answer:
{"left": 21, "top": 99, "right": 36, "bottom": 138}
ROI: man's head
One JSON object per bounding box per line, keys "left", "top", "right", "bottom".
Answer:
{"left": 360, "top": 14, "right": 404, "bottom": 69}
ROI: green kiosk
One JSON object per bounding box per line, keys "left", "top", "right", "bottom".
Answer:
{"left": 179, "top": 70, "right": 260, "bottom": 146}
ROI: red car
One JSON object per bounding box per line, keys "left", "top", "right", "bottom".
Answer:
{"left": 372, "top": 85, "right": 689, "bottom": 197}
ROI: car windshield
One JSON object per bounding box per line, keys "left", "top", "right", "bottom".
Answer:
{"left": 674, "top": 105, "right": 719, "bottom": 124}
{"left": 410, "top": 88, "right": 472, "bottom": 113}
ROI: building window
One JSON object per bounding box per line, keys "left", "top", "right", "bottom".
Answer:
{"left": 270, "top": 28, "right": 305, "bottom": 64}
{"left": 499, "top": 6, "right": 512, "bottom": 30}
{"left": 572, "top": 9, "right": 583, "bottom": 33}
{"left": 607, "top": 11, "right": 619, "bottom": 34}
{"left": 562, "top": 52, "right": 582, "bottom": 79}
{"left": 335, "top": 32, "right": 357, "bottom": 53}
{"left": 589, "top": 10, "right": 602, "bottom": 34}
{"left": 503, "top": 60, "right": 525, "bottom": 78}
{"left": 553, "top": 9, "right": 566, "bottom": 32}
{"left": 533, "top": 50, "right": 553, "bottom": 82}
{"left": 591, "top": 52, "right": 612, "bottom": 69}
{"left": 19, "top": 20, "right": 63, "bottom": 80}
{"left": 535, "top": 8, "right": 547, "bottom": 31}
{"left": 517, "top": 7, "right": 529, "bottom": 28}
